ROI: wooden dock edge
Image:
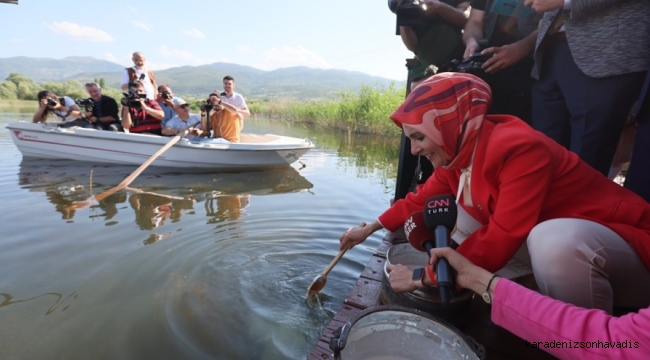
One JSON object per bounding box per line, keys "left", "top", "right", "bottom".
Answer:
{"left": 307, "top": 232, "right": 397, "bottom": 360}
{"left": 307, "top": 229, "right": 555, "bottom": 360}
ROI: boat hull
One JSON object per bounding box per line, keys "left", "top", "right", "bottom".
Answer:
{"left": 7, "top": 122, "right": 314, "bottom": 170}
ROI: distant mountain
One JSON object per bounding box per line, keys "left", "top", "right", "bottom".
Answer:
{"left": 0, "top": 56, "right": 125, "bottom": 81}
{"left": 0, "top": 56, "right": 405, "bottom": 100}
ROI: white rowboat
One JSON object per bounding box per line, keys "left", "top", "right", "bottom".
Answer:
{"left": 7, "top": 122, "right": 314, "bottom": 170}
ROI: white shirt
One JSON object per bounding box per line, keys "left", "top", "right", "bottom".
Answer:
{"left": 120, "top": 67, "right": 155, "bottom": 100}
{"left": 53, "top": 96, "right": 78, "bottom": 122}
{"left": 221, "top": 92, "right": 248, "bottom": 111}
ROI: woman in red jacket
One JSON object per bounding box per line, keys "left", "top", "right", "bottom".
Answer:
{"left": 340, "top": 72, "right": 650, "bottom": 313}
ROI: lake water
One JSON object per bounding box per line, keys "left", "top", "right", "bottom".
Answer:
{"left": 0, "top": 112, "right": 400, "bottom": 360}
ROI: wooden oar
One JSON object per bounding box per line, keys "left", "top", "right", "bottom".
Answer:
{"left": 306, "top": 222, "right": 366, "bottom": 299}
{"left": 68, "top": 129, "right": 189, "bottom": 210}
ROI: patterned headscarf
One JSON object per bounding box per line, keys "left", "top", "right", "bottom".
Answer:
{"left": 390, "top": 73, "right": 491, "bottom": 170}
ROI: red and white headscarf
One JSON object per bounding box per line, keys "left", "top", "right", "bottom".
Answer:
{"left": 389, "top": 73, "right": 491, "bottom": 171}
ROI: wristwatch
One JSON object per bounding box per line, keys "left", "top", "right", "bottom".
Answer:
{"left": 412, "top": 267, "right": 425, "bottom": 288}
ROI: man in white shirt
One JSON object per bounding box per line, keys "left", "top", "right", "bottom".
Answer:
{"left": 220, "top": 75, "right": 250, "bottom": 128}
{"left": 121, "top": 52, "right": 158, "bottom": 100}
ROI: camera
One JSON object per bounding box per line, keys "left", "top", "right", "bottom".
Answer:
{"left": 47, "top": 97, "right": 63, "bottom": 107}
{"left": 438, "top": 53, "right": 493, "bottom": 75}
{"left": 121, "top": 91, "right": 146, "bottom": 108}
{"left": 161, "top": 91, "right": 172, "bottom": 100}
{"left": 200, "top": 100, "right": 219, "bottom": 112}
{"left": 199, "top": 92, "right": 224, "bottom": 112}
{"left": 389, "top": 0, "right": 427, "bottom": 27}
{"left": 75, "top": 98, "right": 95, "bottom": 112}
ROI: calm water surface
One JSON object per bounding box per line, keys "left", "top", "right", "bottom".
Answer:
{"left": 0, "top": 113, "right": 400, "bottom": 359}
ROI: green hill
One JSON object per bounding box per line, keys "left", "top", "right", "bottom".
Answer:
{"left": 0, "top": 56, "right": 405, "bottom": 100}
{"left": 0, "top": 56, "right": 125, "bottom": 81}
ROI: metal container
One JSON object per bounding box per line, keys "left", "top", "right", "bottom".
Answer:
{"left": 330, "top": 305, "right": 485, "bottom": 360}
{"left": 381, "top": 243, "right": 473, "bottom": 321}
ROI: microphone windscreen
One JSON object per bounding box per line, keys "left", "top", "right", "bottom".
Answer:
{"left": 404, "top": 211, "right": 434, "bottom": 252}
{"left": 139, "top": 73, "right": 146, "bottom": 80}
{"left": 423, "top": 195, "right": 457, "bottom": 232}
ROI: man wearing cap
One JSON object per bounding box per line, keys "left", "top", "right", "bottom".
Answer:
{"left": 161, "top": 100, "right": 204, "bottom": 137}
{"left": 156, "top": 84, "right": 184, "bottom": 127}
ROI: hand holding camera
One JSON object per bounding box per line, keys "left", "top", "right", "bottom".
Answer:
{"left": 439, "top": 52, "right": 493, "bottom": 75}
{"left": 158, "top": 90, "right": 174, "bottom": 106}
{"left": 121, "top": 91, "right": 146, "bottom": 109}
{"left": 200, "top": 92, "right": 225, "bottom": 112}
{"left": 45, "top": 97, "right": 62, "bottom": 109}
{"left": 480, "top": 43, "right": 530, "bottom": 74}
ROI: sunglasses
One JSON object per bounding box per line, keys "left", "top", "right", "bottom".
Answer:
{"left": 179, "top": 104, "right": 189, "bottom": 109}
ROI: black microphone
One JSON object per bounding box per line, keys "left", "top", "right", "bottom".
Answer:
{"left": 422, "top": 195, "right": 458, "bottom": 305}
{"left": 139, "top": 73, "right": 145, "bottom": 80}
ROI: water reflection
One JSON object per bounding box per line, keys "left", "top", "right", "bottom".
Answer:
{"left": 17, "top": 159, "right": 313, "bottom": 229}
{"left": 1, "top": 116, "right": 400, "bottom": 360}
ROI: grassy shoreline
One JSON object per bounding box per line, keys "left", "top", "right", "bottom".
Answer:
{"left": 0, "top": 99, "right": 37, "bottom": 109}
{"left": 3, "top": 86, "right": 406, "bottom": 136}
{"left": 248, "top": 85, "right": 405, "bottom": 136}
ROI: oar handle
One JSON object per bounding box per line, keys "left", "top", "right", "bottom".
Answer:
{"left": 320, "top": 222, "right": 367, "bottom": 276}
{"left": 94, "top": 129, "right": 190, "bottom": 203}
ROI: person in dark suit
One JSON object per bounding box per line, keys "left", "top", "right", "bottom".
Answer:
{"left": 527, "top": 0, "right": 650, "bottom": 176}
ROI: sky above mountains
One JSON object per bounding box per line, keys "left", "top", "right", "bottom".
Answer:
{"left": 0, "top": 0, "right": 412, "bottom": 80}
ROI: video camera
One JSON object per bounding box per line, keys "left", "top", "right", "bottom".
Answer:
{"left": 121, "top": 91, "right": 146, "bottom": 109}
{"left": 438, "top": 52, "right": 493, "bottom": 75}
{"left": 388, "top": 0, "right": 427, "bottom": 28}
{"left": 75, "top": 98, "right": 95, "bottom": 112}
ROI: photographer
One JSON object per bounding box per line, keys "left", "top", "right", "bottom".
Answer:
{"left": 392, "top": 0, "right": 469, "bottom": 84}
{"left": 120, "top": 80, "right": 164, "bottom": 135}
{"left": 462, "top": 0, "right": 539, "bottom": 123}
{"left": 202, "top": 92, "right": 241, "bottom": 143}
{"left": 156, "top": 84, "right": 184, "bottom": 127}
{"left": 32, "top": 90, "right": 92, "bottom": 128}
{"left": 84, "top": 82, "right": 120, "bottom": 131}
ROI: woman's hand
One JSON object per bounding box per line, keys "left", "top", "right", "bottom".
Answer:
{"left": 427, "top": 247, "right": 495, "bottom": 294}
{"left": 386, "top": 264, "right": 418, "bottom": 293}
{"left": 339, "top": 221, "right": 380, "bottom": 250}
{"left": 339, "top": 224, "right": 370, "bottom": 250}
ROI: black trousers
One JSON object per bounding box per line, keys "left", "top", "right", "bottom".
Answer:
{"left": 481, "top": 57, "right": 535, "bottom": 124}
{"left": 626, "top": 112, "right": 650, "bottom": 203}
{"left": 532, "top": 36, "right": 646, "bottom": 176}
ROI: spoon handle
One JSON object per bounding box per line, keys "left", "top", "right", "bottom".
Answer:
{"left": 321, "top": 222, "right": 367, "bottom": 276}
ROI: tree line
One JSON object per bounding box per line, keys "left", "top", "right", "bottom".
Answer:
{"left": 0, "top": 73, "right": 122, "bottom": 102}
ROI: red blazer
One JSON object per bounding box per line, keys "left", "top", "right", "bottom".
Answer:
{"left": 379, "top": 115, "right": 650, "bottom": 272}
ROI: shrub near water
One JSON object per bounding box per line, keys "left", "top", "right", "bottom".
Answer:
{"left": 250, "top": 84, "right": 405, "bottom": 136}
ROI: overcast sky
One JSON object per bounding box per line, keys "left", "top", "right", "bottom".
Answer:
{"left": 0, "top": 0, "right": 413, "bottom": 80}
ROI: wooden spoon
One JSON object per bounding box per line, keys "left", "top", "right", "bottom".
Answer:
{"left": 305, "top": 222, "right": 366, "bottom": 299}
